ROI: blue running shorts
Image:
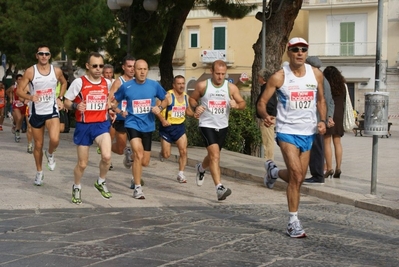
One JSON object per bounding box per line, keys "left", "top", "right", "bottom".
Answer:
{"left": 276, "top": 133, "right": 315, "bottom": 152}
{"left": 159, "top": 123, "right": 186, "bottom": 143}
{"left": 74, "top": 121, "right": 111, "bottom": 146}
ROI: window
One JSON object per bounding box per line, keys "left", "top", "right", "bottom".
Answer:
{"left": 340, "top": 22, "right": 355, "bottom": 56}
{"left": 189, "top": 29, "right": 199, "bottom": 48}
{"left": 214, "top": 26, "right": 226, "bottom": 50}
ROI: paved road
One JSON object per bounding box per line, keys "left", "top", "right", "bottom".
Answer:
{"left": 1, "top": 123, "right": 399, "bottom": 266}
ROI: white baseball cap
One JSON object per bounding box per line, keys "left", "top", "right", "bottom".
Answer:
{"left": 288, "top": 37, "right": 308, "bottom": 47}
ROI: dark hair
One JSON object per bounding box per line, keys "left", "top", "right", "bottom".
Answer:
{"left": 37, "top": 45, "right": 50, "bottom": 51}
{"left": 323, "top": 66, "right": 346, "bottom": 96}
{"left": 173, "top": 75, "right": 185, "bottom": 82}
{"left": 16, "top": 74, "right": 23, "bottom": 79}
{"left": 86, "top": 52, "right": 103, "bottom": 63}
{"left": 122, "top": 55, "right": 136, "bottom": 65}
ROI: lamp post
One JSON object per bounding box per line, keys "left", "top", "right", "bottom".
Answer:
{"left": 107, "top": 0, "right": 159, "bottom": 56}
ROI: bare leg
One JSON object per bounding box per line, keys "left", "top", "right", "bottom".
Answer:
{"left": 332, "top": 135, "right": 342, "bottom": 170}
{"left": 323, "top": 135, "right": 333, "bottom": 171}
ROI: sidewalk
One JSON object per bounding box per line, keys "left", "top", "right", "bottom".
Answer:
{"left": 4, "top": 119, "right": 399, "bottom": 219}
{"left": 147, "top": 127, "right": 399, "bottom": 219}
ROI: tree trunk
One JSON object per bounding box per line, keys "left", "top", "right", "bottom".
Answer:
{"left": 251, "top": 0, "right": 303, "bottom": 105}
{"left": 159, "top": 0, "right": 195, "bottom": 90}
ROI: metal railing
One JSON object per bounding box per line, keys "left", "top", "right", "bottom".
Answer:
{"left": 309, "top": 42, "right": 376, "bottom": 57}
{"left": 303, "top": 0, "right": 377, "bottom": 5}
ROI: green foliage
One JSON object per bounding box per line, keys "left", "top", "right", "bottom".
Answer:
{"left": 206, "top": 0, "right": 257, "bottom": 19}
{"left": 152, "top": 97, "right": 261, "bottom": 155}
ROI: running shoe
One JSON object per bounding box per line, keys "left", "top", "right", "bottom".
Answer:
{"left": 130, "top": 178, "right": 145, "bottom": 189}
{"left": 72, "top": 186, "right": 82, "bottom": 205}
{"left": 34, "top": 172, "right": 44, "bottom": 186}
{"left": 0, "top": 125, "right": 3, "bottom": 131}
{"left": 264, "top": 160, "right": 278, "bottom": 189}
{"left": 94, "top": 180, "right": 112, "bottom": 199}
{"left": 123, "top": 147, "right": 133, "bottom": 169}
{"left": 133, "top": 187, "right": 145, "bottom": 199}
{"left": 286, "top": 220, "right": 307, "bottom": 238}
{"left": 27, "top": 143, "right": 33, "bottom": 154}
{"left": 96, "top": 146, "right": 101, "bottom": 154}
{"left": 15, "top": 131, "right": 20, "bottom": 143}
{"left": 195, "top": 163, "right": 205, "bottom": 186}
{"left": 109, "top": 162, "right": 113, "bottom": 171}
{"left": 216, "top": 185, "right": 232, "bottom": 201}
{"left": 45, "top": 149, "right": 56, "bottom": 171}
{"left": 177, "top": 173, "right": 187, "bottom": 183}
{"left": 159, "top": 152, "right": 164, "bottom": 162}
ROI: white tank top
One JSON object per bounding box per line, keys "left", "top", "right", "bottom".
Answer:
{"left": 199, "top": 79, "right": 230, "bottom": 129}
{"left": 30, "top": 65, "right": 58, "bottom": 115}
{"left": 276, "top": 64, "right": 318, "bottom": 135}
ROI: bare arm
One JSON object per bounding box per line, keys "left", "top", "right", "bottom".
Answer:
{"left": 189, "top": 80, "right": 206, "bottom": 117}
{"left": 229, "top": 83, "right": 246, "bottom": 110}
{"left": 16, "top": 67, "right": 34, "bottom": 101}
{"left": 314, "top": 68, "right": 327, "bottom": 134}
{"left": 256, "top": 70, "right": 282, "bottom": 127}
{"left": 155, "top": 93, "right": 172, "bottom": 126}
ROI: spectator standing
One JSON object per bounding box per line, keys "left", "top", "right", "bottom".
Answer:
{"left": 323, "top": 66, "right": 346, "bottom": 179}
{"left": 257, "top": 68, "right": 277, "bottom": 160}
{"left": 304, "top": 56, "right": 335, "bottom": 184}
{"left": 257, "top": 38, "right": 327, "bottom": 237}
{"left": 0, "top": 82, "right": 5, "bottom": 131}
{"left": 189, "top": 60, "right": 246, "bottom": 201}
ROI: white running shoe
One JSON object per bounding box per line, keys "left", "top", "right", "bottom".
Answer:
{"left": 177, "top": 173, "right": 187, "bottom": 183}
{"left": 195, "top": 163, "right": 205, "bottom": 186}
{"left": 45, "top": 149, "right": 56, "bottom": 171}
{"left": 286, "top": 220, "right": 307, "bottom": 238}
{"left": 264, "top": 160, "right": 278, "bottom": 189}
{"left": 133, "top": 187, "right": 145, "bottom": 199}
{"left": 123, "top": 147, "right": 133, "bottom": 169}
{"left": 34, "top": 172, "right": 44, "bottom": 186}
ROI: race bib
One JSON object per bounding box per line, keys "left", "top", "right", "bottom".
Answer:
{"left": 289, "top": 91, "right": 315, "bottom": 110}
{"left": 132, "top": 99, "right": 151, "bottom": 114}
{"left": 14, "top": 100, "right": 24, "bottom": 107}
{"left": 208, "top": 100, "right": 227, "bottom": 115}
{"left": 86, "top": 93, "right": 107, "bottom": 111}
{"left": 121, "top": 100, "right": 127, "bottom": 112}
{"left": 36, "top": 88, "right": 53, "bottom": 103}
{"left": 171, "top": 106, "right": 186, "bottom": 118}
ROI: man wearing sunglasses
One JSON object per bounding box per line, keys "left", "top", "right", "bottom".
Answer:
{"left": 64, "top": 52, "right": 114, "bottom": 205}
{"left": 16, "top": 45, "right": 67, "bottom": 186}
{"left": 257, "top": 37, "right": 327, "bottom": 238}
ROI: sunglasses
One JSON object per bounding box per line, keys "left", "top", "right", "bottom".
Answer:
{"left": 37, "top": 52, "right": 51, "bottom": 56}
{"left": 288, "top": 47, "right": 308, "bottom": 53}
{"left": 90, "top": 64, "right": 104, "bottom": 69}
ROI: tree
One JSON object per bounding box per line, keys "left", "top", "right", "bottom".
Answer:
{"left": 251, "top": 0, "right": 303, "bottom": 105}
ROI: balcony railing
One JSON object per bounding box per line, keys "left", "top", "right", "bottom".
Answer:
{"left": 309, "top": 42, "right": 376, "bottom": 57}
{"left": 303, "top": 0, "right": 377, "bottom": 6}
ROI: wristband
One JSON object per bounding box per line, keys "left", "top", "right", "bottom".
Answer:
{"left": 72, "top": 102, "right": 78, "bottom": 110}
{"left": 57, "top": 96, "right": 64, "bottom": 101}
{"left": 158, "top": 105, "right": 164, "bottom": 112}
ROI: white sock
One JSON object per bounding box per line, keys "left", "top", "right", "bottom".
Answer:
{"left": 74, "top": 184, "right": 81, "bottom": 189}
{"left": 271, "top": 167, "right": 279, "bottom": 179}
{"left": 289, "top": 212, "right": 298, "bottom": 223}
{"left": 98, "top": 177, "right": 105, "bottom": 184}
{"left": 215, "top": 183, "right": 222, "bottom": 190}
{"left": 135, "top": 185, "right": 141, "bottom": 189}
{"left": 198, "top": 164, "right": 205, "bottom": 172}
{"left": 178, "top": 171, "right": 184, "bottom": 176}
{"left": 37, "top": 171, "right": 43, "bottom": 176}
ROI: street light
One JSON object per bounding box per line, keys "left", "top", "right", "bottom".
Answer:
{"left": 107, "top": 0, "right": 158, "bottom": 56}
